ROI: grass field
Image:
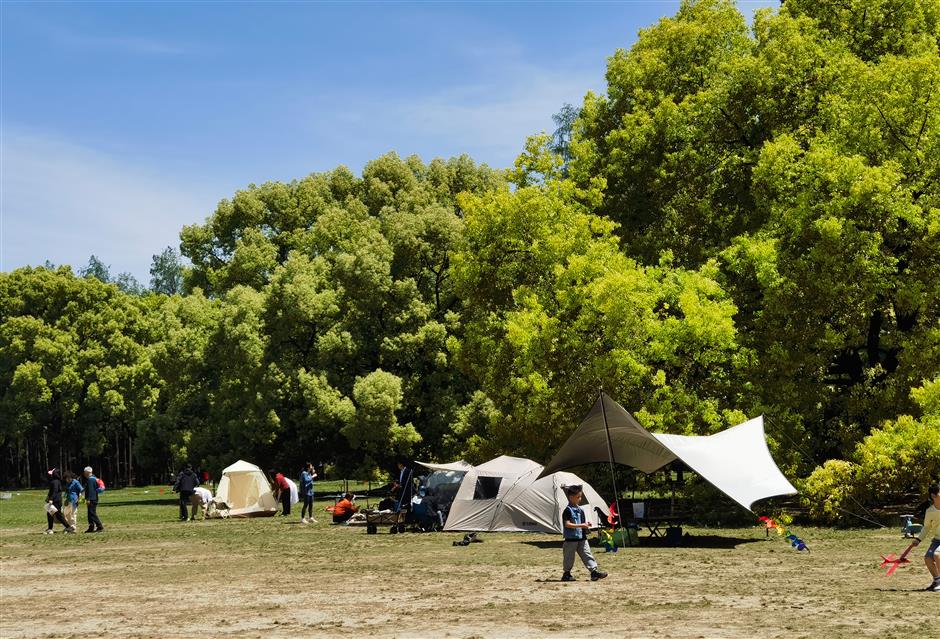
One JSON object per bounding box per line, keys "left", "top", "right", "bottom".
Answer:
{"left": 1, "top": 487, "right": 935, "bottom": 639}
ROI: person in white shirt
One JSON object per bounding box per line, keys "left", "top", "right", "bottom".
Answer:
{"left": 913, "top": 482, "right": 940, "bottom": 592}
{"left": 190, "top": 486, "right": 213, "bottom": 521}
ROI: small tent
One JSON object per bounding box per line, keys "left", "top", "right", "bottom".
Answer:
{"left": 211, "top": 460, "right": 278, "bottom": 518}
{"left": 443, "top": 455, "right": 606, "bottom": 533}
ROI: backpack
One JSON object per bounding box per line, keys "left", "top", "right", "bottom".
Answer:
{"left": 96, "top": 478, "right": 106, "bottom": 493}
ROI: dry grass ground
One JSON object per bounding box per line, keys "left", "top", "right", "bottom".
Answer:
{"left": 0, "top": 487, "right": 935, "bottom": 639}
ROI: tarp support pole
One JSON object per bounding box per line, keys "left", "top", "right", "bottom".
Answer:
{"left": 600, "top": 390, "right": 629, "bottom": 549}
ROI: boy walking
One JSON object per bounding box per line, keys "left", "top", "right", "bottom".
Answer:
{"left": 561, "top": 484, "right": 607, "bottom": 582}
{"left": 912, "top": 482, "right": 940, "bottom": 592}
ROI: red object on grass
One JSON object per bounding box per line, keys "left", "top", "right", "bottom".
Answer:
{"left": 879, "top": 543, "right": 916, "bottom": 576}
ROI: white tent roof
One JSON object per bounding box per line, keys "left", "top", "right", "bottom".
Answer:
{"left": 222, "top": 459, "right": 267, "bottom": 474}
{"left": 654, "top": 416, "right": 797, "bottom": 510}
{"left": 540, "top": 394, "right": 797, "bottom": 511}
{"left": 443, "top": 455, "right": 606, "bottom": 533}
{"left": 417, "top": 460, "right": 473, "bottom": 473}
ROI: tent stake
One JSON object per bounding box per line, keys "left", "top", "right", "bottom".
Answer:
{"left": 600, "top": 390, "right": 629, "bottom": 549}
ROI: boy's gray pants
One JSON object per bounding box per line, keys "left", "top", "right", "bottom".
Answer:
{"left": 563, "top": 539, "right": 598, "bottom": 573}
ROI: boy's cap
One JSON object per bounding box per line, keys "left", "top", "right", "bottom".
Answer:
{"left": 47, "top": 468, "right": 56, "bottom": 476}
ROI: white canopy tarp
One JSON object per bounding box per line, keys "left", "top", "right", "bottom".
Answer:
{"left": 539, "top": 394, "right": 797, "bottom": 511}
{"left": 443, "top": 455, "right": 606, "bottom": 533}
{"left": 417, "top": 460, "right": 473, "bottom": 473}
{"left": 211, "top": 459, "right": 277, "bottom": 518}
{"left": 654, "top": 416, "right": 797, "bottom": 511}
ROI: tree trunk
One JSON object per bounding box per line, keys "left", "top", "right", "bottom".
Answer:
{"left": 128, "top": 434, "right": 134, "bottom": 486}
{"left": 25, "top": 439, "right": 31, "bottom": 488}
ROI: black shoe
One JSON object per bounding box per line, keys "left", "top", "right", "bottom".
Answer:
{"left": 590, "top": 569, "right": 608, "bottom": 581}
{"left": 561, "top": 572, "right": 575, "bottom": 582}
{"left": 84, "top": 529, "right": 95, "bottom": 534}
{"left": 94, "top": 527, "right": 104, "bottom": 533}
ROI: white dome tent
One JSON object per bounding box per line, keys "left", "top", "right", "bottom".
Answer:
{"left": 210, "top": 459, "right": 278, "bottom": 518}
{"left": 443, "top": 455, "right": 606, "bottom": 534}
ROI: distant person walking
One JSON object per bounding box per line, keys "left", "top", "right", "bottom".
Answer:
{"left": 300, "top": 462, "right": 317, "bottom": 524}
{"left": 560, "top": 484, "right": 606, "bottom": 582}
{"left": 271, "top": 470, "right": 292, "bottom": 516}
{"left": 44, "top": 468, "right": 75, "bottom": 534}
{"left": 83, "top": 466, "right": 104, "bottom": 533}
{"left": 63, "top": 470, "right": 83, "bottom": 530}
{"left": 173, "top": 464, "right": 201, "bottom": 521}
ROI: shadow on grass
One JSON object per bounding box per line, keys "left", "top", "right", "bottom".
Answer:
{"left": 522, "top": 535, "right": 763, "bottom": 550}
{"left": 100, "top": 498, "right": 179, "bottom": 507}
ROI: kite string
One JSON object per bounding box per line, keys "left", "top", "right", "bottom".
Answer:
{"left": 772, "top": 422, "right": 887, "bottom": 529}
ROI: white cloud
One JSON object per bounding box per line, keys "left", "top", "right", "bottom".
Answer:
{"left": 301, "top": 61, "right": 604, "bottom": 168}
{"left": 37, "top": 20, "right": 198, "bottom": 56}
{"left": 1, "top": 126, "right": 220, "bottom": 281}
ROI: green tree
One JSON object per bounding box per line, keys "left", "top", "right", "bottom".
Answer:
{"left": 149, "top": 246, "right": 183, "bottom": 295}
{"left": 0, "top": 266, "right": 159, "bottom": 486}
{"left": 565, "top": 0, "right": 940, "bottom": 469}
{"left": 452, "top": 150, "right": 746, "bottom": 462}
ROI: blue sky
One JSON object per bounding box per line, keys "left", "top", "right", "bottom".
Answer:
{"left": 1, "top": 1, "right": 775, "bottom": 283}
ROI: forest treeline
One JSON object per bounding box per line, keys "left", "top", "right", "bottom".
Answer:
{"left": 3, "top": 0, "right": 939, "bottom": 521}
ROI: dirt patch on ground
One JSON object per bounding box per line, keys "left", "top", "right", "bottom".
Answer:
{"left": 1, "top": 517, "right": 934, "bottom": 639}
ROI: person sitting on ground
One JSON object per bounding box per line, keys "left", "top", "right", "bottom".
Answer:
{"left": 271, "top": 470, "right": 292, "bottom": 516}
{"left": 332, "top": 493, "right": 358, "bottom": 524}
{"left": 912, "top": 481, "right": 940, "bottom": 592}
{"left": 190, "top": 485, "right": 213, "bottom": 521}
{"left": 560, "top": 484, "right": 607, "bottom": 582}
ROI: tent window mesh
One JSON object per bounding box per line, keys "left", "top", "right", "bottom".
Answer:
{"left": 473, "top": 477, "right": 502, "bottom": 499}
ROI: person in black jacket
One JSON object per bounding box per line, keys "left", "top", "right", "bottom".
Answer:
{"left": 44, "top": 468, "right": 75, "bottom": 534}
{"left": 173, "top": 464, "right": 200, "bottom": 521}
{"left": 83, "top": 466, "right": 104, "bottom": 533}
{"left": 392, "top": 461, "right": 414, "bottom": 513}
